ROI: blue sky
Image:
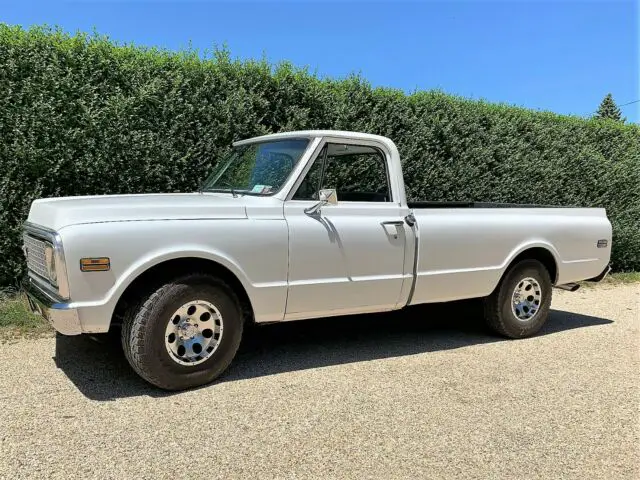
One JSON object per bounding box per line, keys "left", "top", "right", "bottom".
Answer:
{"left": 3, "top": 0, "right": 639, "bottom": 122}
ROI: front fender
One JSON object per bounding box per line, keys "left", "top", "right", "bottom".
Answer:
{"left": 109, "top": 246, "right": 254, "bottom": 306}
{"left": 59, "top": 219, "right": 289, "bottom": 333}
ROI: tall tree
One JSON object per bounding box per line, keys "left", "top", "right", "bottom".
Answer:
{"left": 594, "top": 93, "right": 625, "bottom": 122}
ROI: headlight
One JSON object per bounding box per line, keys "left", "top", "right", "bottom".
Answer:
{"left": 23, "top": 222, "right": 70, "bottom": 300}
{"left": 44, "top": 242, "right": 58, "bottom": 286}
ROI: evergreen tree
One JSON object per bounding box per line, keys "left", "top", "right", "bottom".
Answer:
{"left": 594, "top": 93, "right": 625, "bottom": 122}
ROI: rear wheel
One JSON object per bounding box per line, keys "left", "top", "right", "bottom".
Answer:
{"left": 121, "top": 273, "right": 243, "bottom": 390}
{"left": 484, "top": 259, "right": 552, "bottom": 338}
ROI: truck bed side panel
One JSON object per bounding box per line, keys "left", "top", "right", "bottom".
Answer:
{"left": 409, "top": 208, "right": 611, "bottom": 305}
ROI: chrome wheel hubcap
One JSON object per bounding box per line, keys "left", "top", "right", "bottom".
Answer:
{"left": 164, "top": 300, "right": 223, "bottom": 366}
{"left": 511, "top": 277, "right": 542, "bottom": 321}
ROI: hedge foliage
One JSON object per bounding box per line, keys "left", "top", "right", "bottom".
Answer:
{"left": 1, "top": 25, "right": 638, "bottom": 286}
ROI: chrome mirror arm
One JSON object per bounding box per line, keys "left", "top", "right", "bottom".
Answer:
{"left": 304, "top": 200, "right": 326, "bottom": 215}
{"left": 303, "top": 189, "right": 337, "bottom": 216}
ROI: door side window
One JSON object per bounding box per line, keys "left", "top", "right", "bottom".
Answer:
{"left": 292, "top": 143, "right": 391, "bottom": 202}
{"left": 291, "top": 146, "right": 326, "bottom": 200}
{"left": 323, "top": 144, "right": 390, "bottom": 202}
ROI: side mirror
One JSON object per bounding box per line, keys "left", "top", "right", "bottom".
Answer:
{"left": 319, "top": 188, "right": 338, "bottom": 205}
{"left": 304, "top": 188, "right": 338, "bottom": 215}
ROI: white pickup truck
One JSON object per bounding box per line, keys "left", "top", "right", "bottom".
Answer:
{"left": 23, "top": 130, "right": 612, "bottom": 390}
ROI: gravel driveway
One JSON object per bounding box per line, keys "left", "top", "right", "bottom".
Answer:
{"left": 1, "top": 284, "right": 638, "bottom": 479}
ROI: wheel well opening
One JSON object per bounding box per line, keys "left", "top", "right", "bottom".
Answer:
{"left": 111, "top": 258, "right": 254, "bottom": 329}
{"left": 510, "top": 247, "right": 558, "bottom": 284}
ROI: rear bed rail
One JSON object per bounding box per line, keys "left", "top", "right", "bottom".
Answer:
{"left": 407, "top": 201, "right": 565, "bottom": 209}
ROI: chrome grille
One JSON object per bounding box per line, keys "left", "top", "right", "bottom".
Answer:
{"left": 23, "top": 234, "right": 50, "bottom": 280}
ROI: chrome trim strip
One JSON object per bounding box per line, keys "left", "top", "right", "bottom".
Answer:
{"left": 406, "top": 211, "right": 420, "bottom": 305}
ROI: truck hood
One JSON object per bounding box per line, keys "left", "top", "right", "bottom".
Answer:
{"left": 27, "top": 193, "right": 249, "bottom": 231}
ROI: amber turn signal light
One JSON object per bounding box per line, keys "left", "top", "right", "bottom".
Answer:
{"left": 80, "top": 257, "right": 111, "bottom": 272}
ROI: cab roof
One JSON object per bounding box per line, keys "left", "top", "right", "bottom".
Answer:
{"left": 232, "top": 130, "right": 393, "bottom": 147}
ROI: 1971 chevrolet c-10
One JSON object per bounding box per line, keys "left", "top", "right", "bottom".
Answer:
{"left": 23, "top": 130, "right": 612, "bottom": 390}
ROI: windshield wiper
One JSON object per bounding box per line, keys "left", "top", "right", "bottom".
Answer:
{"left": 203, "top": 181, "right": 243, "bottom": 198}
{"left": 224, "top": 182, "right": 238, "bottom": 198}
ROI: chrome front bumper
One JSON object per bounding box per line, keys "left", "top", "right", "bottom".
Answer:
{"left": 23, "top": 276, "right": 82, "bottom": 335}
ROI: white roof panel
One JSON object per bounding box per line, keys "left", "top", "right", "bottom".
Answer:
{"left": 233, "top": 130, "right": 392, "bottom": 146}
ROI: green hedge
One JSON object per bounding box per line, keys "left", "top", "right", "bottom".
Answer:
{"left": 1, "top": 25, "right": 638, "bottom": 287}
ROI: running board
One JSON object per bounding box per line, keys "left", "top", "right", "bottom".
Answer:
{"left": 554, "top": 283, "right": 581, "bottom": 292}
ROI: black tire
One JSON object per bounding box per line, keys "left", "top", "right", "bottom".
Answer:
{"left": 483, "top": 259, "right": 552, "bottom": 338}
{"left": 121, "top": 273, "right": 243, "bottom": 390}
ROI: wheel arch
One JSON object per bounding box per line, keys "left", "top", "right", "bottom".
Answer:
{"left": 502, "top": 245, "right": 559, "bottom": 285}
{"left": 111, "top": 256, "right": 255, "bottom": 330}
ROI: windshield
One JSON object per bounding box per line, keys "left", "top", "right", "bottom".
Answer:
{"left": 201, "top": 138, "right": 310, "bottom": 196}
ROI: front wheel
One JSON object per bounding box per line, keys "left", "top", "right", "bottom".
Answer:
{"left": 483, "top": 259, "right": 552, "bottom": 338}
{"left": 121, "top": 274, "right": 243, "bottom": 390}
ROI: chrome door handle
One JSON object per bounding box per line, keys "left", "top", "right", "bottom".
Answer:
{"left": 381, "top": 220, "right": 403, "bottom": 239}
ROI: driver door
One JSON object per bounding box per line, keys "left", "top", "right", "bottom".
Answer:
{"left": 283, "top": 141, "right": 410, "bottom": 320}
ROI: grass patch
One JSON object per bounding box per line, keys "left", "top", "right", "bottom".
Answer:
{"left": 0, "top": 290, "right": 51, "bottom": 340}
{"left": 579, "top": 272, "right": 640, "bottom": 288}
{"left": 605, "top": 272, "right": 640, "bottom": 284}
